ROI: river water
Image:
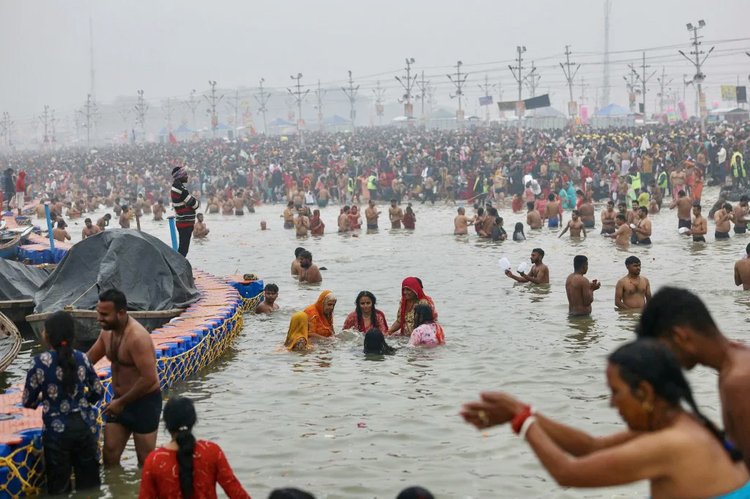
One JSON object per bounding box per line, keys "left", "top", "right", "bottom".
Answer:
{"left": 3, "top": 185, "right": 750, "bottom": 498}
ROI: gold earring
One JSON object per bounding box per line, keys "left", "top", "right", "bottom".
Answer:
{"left": 642, "top": 401, "right": 653, "bottom": 413}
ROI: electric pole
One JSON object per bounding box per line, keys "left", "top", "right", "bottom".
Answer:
{"left": 1, "top": 112, "right": 14, "bottom": 147}
{"left": 478, "top": 74, "right": 496, "bottom": 124}
{"left": 624, "top": 68, "right": 640, "bottom": 113}
{"left": 225, "top": 89, "right": 241, "bottom": 138}
{"left": 287, "top": 73, "right": 309, "bottom": 144}
{"left": 524, "top": 61, "right": 540, "bottom": 97}
{"left": 657, "top": 67, "right": 673, "bottom": 114}
{"left": 80, "top": 93, "right": 98, "bottom": 146}
{"left": 600, "top": 0, "right": 612, "bottom": 109}
{"left": 162, "top": 97, "right": 175, "bottom": 133}
{"left": 679, "top": 20, "right": 714, "bottom": 134}
{"left": 50, "top": 109, "right": 56, "bottom": 144}
{"left": 448, "top": 60, "right": 469, "bottom": 125}
{"left": 341, "top": 70, "right": 359, "bottom": 131}
{"left": 184, "top": 89, "right": 200, "bottom": 131}
{"left": 254, "top": 78, "right": 270, "bottom": 135}
{"left": 636, "top": 51, "right": 657, "bottom": 116}
{"left": 578, "top": 77, "right": 590, "bottom": 107}
{"left": 314, "top": 80, "right": 326, "bottom": 131}
{"left": 415, "top": 71, "right": 430, "bottom": 122}
{"left": 560, "top": 45, "right": 581, "bottom": 118}
{"left": 372, "top": 81, "right": 386, "bottom": 126}
{"left": 40, "top": 105, "right": 52, "bottom": 144}
{"left": 508, "top": 46, "right": 527, "bottom": 116}
{"left": 133, "top": 89, "right": 148, "bottom": 142}
{"left": 682, "top": 74, "right": 695, "bottom": 117}
{"left": 395, "top": 57, "right": 417, "bottom": 119}
{"left": 204, "top": 80, "right": 222, "bottom": 138}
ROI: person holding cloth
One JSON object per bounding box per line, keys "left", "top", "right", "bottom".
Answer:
{"left": 170, "top": 166, "right": 200, "bottom": 257}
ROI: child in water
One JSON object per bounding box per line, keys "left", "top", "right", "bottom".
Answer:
{"left": 513, "top": 222, "right": 526, "bottom": 241}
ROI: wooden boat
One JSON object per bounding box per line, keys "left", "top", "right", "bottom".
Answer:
{"left": 0, "top": 312, "right": 22, "bottom": 373}
{"left": 0, "top": 226, "right": 34, "bottom": 260}
{"left": 0, "top": 298, "right": 35, "bottom": 325}
{"left": 26, "top": 308, "right": 184, "bottom": 347}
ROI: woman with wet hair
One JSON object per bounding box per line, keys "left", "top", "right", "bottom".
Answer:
{"left": 408, "top": 304, "right": 445, "bottom": 347}
{"left": 342, "top": 291, "right": 389, "bottom": 333}
{"left": 363, "top": 328, "right": 396, "bottom": 355}
{"left": 139, "top": 396, "right": 250, "bottom": 498}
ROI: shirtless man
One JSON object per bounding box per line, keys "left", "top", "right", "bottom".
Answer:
{"left": 81, "top": 217, "right": 101, "bottom": 239}
{"left": 600, "top": 200, "right": 616, "bottom": 234}
{"left": 119, "top": 206, "right": 131, "bottom": 229}
{"left": 454, "top": 207, "right": 474, "bottom": 235}
{"left": 633, "top": 206, "right": 652, "bottom": 245}
{"left": 734, "top": 243, "right": 750, "bottom": 290}
{"left": 389, "top": 199, "right": 403, "bottom": 229}
{"left": 565, "top": 255, "right": 600, "bottom": 316}
{"left": 52, "top": 219, "right": 71, "bottom": 242}
{"left": 670, "top": 190, "right": 693, "bottom": 230}
{"left": 714, "top": 203, "right": 734, "bottom": 240}
{"left": 605, "top": 213, "right": 632, "bottom": 247}
{"left": 558, "top": 210, "right": 586, "bottom": 239}
{"left": 97, "top": 213, "right": 111, "bottom": 231}
{"left": 544, "top": 193, "right": 561, "bottom": 228}
{"left": 291, "top": 247, "right": 305, "bottom": 275}
{"left": 505, "top": 248, "right": 550, "bottom": 285}
{"left": 317, "top": 185, "right": 330, "bottom": 208}
{"left": 338, "top": 206, "right": 351, "bottom": 233}
{"left": 687, "top": 203, "right": 707, "bottom": 243}
{"left": 614, "top": 255, "right": 651, "bottom": 311}
{"left": 636, "top": 287, "right": 750, "bottom": 471}
{"left": 87, "top": 289, "right": 161, "bottom": 466}
{"left": 670, "top": 165, "right": 686, "bottom": 199}
{"left": 152, "top": 200, "right": 164, "bottom": 221}
{"left": 734, "top": 196, "right": 748, "bottom": 234}
{"left": 282, "top": 201, "right": 295, "bottom": 229}
{"left": 294, "top": 210, "right": 310, "bottom": 237}
{"left": 233, "top": 194, "right": 245, "bottom": 216}
{"left": 254, "top": 283, "right": 280, "bottom": 313}
{"left": 526, "top": 202, "right": 542, "bottom": 230}
{"left": 365, "top": 199, "right": 380, "bottom": 230}
{"left": 297, "top": 250, "right": 322, "bottom": 284}
{"left": 221, "top": 198, "right": 233, "bottom": 215}
{"left": 578, "top": 197, "right": 595, "bottom": 229}
{"left": 193, "top": 213, "right": 209, "bottom": 238}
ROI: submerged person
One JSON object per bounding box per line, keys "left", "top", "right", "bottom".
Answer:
{"left": 512, "top": 222, "right": 525, "bottom": 241}
{"left": 297, "top": 250, "right": 322, "bottom": 284}
{"left": 403, "top": 203, "right": 416, "bottom": 230}
{"left": 408, "top": 304, "right": 445, "bottom": 347}
{"left": 310, "top": 209, "right": 325, "bottom": 236}
{"left": 303, "top": 290, "right": 337, "bottom": 337}
{"left": 735, "top": 243, "right": 750, "bottom": 290}
{"left": 254, "top": 283, "right": 279, "bottom": 314}
{"left": 387, "top": 277, "right": 438, "bottom": 336}
{"left": 284, "top": 311, "right": 311, "bottom": 352}
{"left": 22, "top": 311, "right": 104, "bottom": 495}
{"left": 505, "top": 248, "right": 550, "bottom": 285}
{"left": 139, "top": 396, "right": 251, "bottom": 499}
{"left": 342, "top": 291, "right": 389, "bottom": 333}
{"left": 614, "top": 255, "right": 651, "bottom": 311}
{"left": 565, "top": 255, "right": 600, "bottom": 316}
{"left": 291, "top": 247, "right": 306, "bottom": 276}
{"left": 461, "top": 339, "right": 749, "bottom": 499}
{"left": 363, "top": 328, "right": 396, "bottom": 355}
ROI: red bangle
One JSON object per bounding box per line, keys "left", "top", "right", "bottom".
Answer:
{"left": 511, "top": 404, "right": 532, "bottom": 434}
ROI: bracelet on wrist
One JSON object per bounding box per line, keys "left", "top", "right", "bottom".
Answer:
{"left": 519, "top": 416, "right": 537, "bottom": 440}
{"left": 511, "top": 404, "right": 532, "bottom": 434}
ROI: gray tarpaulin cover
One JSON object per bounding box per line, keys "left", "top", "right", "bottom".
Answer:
{"left": 0, "top": 259, "right": 52, "bottom": 300}
{"left": 34, "top": 229, "right": 200, "bottom": 314}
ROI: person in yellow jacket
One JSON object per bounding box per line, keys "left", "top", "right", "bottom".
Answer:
{"left": 731, "top": 145, "right": 746, "bottom": 188}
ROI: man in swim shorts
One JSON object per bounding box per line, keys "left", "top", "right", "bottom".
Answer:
{"left": 688, "top": 203, "right": 707, "bottom": 243}
{"left": 544, "top": 193, "right": 560, "bottom": 228}
{"left": 87, "top": 289, "right": 161, "bottom": 466}
{"left": 670, "top": 190, "right": 693, "bottom": 230}
{"left": 733, "top": 196, "right": 748, "bottom": 234}
{"left": 633, "top": 206, "right": 652, "bottom": 245}
{"left": 365, "top": 199, "right": 380, "bottom": 230}
{"left": 714, "top": 202, "right": 734, "bottom": 240}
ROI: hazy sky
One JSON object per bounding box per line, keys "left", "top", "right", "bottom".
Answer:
{"left": 1, "top": 0, "right": 748, "bottom": 124}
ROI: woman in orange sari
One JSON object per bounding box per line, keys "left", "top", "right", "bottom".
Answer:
{"left": 303, "top": 290, "right": 337, "bottom": 337}
{"left": 387, "top": 277, "right": 437, "bottom": 336}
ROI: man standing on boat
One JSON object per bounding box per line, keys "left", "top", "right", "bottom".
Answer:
{"left": 170, "top": 166, "right": 200, "bottom": 257}
{"left": 87, "top": 289, "right": 162, "bottom": 466}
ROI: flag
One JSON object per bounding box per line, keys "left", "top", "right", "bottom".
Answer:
{"left": 168, "top": 132, "right": 177, "bottom": 144}
{"left": 721, "top": 85, "right": 736, "bottom": 101}
{"left": 479, "top": 95, "right": 493, "bottom": 106}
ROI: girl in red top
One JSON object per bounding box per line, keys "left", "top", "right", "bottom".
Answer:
{"left": 139, "top": 397, "right": 251, "bottom": 499}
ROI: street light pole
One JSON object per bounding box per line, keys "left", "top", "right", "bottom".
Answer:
{"left": 679, "top": 20, "right": 714, "bottom": 135}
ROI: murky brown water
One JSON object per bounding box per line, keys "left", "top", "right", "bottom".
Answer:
{"left": 3, "top": 185, "right": 749, "bottom": 498}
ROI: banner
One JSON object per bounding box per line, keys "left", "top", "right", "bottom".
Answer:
{"left": 721, "top": 85, "right": 737, "bottom": 101}
{"left": 497, "top": 94, "right": 551, "bottom": 114}
{"left": 678, "top": 101, "right": 688, "bottom": 121}
{"left": 568, "top": 101, "right": 578, "bottom": 116}
{"left": 737, "top": 86, "right": 747, "bottom": 104}
{"left": 479, "top": 95, "right": 493, "bottom": 106}
{"left": 515, "top": 101, "right": 526, "bottom": 117}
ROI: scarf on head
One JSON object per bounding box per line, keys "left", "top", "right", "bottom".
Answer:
{"left": 284, "top": 311, "right": 309, "bottom": 351}
{"left": 304, "top": 290, "right": 335, "bottom": 337}
{"left": 398, "top": 277, "right": 437, "bottom": 335}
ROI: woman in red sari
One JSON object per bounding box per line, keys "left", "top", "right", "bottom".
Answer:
{"left": 387, "top": 277, "right": 437, "bottom": 336}
{"left": 310, "top": 209, "right": 325, "bottom": 236}
{"left": 342, "top": 291, "right": 389, "bottom": 333}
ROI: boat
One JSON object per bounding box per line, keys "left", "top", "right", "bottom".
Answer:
{"left": 26, "top": 308, "right": 184, "bottom": 347}
{"left": 0, "top": 226, "right": 34, "bottom": 260}
{"left": 0, "top": 258, "right": 55, "bottom": 330}
{"left": 0, "top": 311, "right": 22, "bottom": 373}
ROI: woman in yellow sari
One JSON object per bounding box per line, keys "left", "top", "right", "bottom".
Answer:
{"left": 284, "top": 311, "right": 310, "bottom": 351}
{"left": 303, "top": 290, "right": 337, "bottom": 337}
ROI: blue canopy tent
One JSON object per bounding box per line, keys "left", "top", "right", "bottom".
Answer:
{"left": 269, "top": 118, "right": 295, "bottom": 127}
{"left": 323, "top": 115, "right": 351, "bottom": 126}
{"left": 595, "top": 103, "right": 630, "bottom": 117}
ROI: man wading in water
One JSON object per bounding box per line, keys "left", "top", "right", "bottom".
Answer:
{"left": 87, "top": 289, "right": 161, "bottom": 466}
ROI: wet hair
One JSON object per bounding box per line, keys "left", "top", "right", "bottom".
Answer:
{"left": 413, "top": 304, "right": 434, "bottom": 328}
{"left": 163, "top": 396, "right": 198, "bottom": 498}
{"left": 741, "top": 195, "right": 749, "bottom": 203}
{"left": 264, "top": 283, "right": 279, "bottom": 293}
{"left": 294, "top": 247, "right": 306, "bottom": 258}
{"left": 571, "top": 210, "right": 579, "bottom": 217}
{"left": 397, "top": 486, "right": 435, "bottom": 499}
{"left": 616, "top": 213, "right": 626, "bottom": 221}
{"left": 746, "top": 242, "right": 750, "bottom": 256}
{"left": 513, "top": 222, "right": 524, "bottom": 236}
{"left": 363, "top": 328, "right": 396, "bottom": 355}
{"left": 526, "top": 201, "right": 535, "bottom": 211}
{"left": 573, "top": 255, "right": 587, "bottom": 271}
{"left": 678, "top": 190, "right": 686, "bottom": 197}
{"left": 57, "top": 219, "right": 67, "bottom": 228}
{"left": 355, "top": 291, "right": 379, "bottom": 331}
{"left": 723, "top": 203, "right": 733, "bottom": 212}
{"left": 692, "top": 203, "right": 701, "bottom": 210}
{"left": 609, "top": 340, "right": 741, "bottom": 461}
{"left": 639, "top": 206, "right": 648, "bottom": 215}
{"left": 98, "top": 288, "right": 127, "bottom": 311}
{"left": 532, "top": 247, "right": 544, "bottom": 258}
{"left": 477, "top": 207, "right": 484, "bottom": 216}
{"left": 299, "top": 250, "right": 312, "bottom": 261}
{"left": 625, "top": 255, "right": 640, "bottom": 266}
{"left": 84, "top": 217, "right": 92, "bottom": 224}
{"left": 268, "top": 489, "right": 316, "bottom": 499}
{"left": 636, "top": 287, "right": 719, "bottom": 339}
{"left": 547, "top": 193, "right": 555, "bottom": 201}
{"left": 44, "top": 311, "right": 77, "bottom": 395}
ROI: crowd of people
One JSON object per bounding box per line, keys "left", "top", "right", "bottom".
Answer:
{"left": 6, "top": 120, "right": 750, "bottom": 498}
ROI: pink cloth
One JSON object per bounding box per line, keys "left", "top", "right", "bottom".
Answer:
{"left": 408, "top": 323, "right": 445, "bottom": 346}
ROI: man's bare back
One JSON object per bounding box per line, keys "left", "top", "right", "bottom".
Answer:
{"left": 735, "top": 258, "right": 750, "bottom": 290}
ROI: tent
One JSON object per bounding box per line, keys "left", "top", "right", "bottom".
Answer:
{"left": 595, "top": 104, "right": 630, "bottom": 117}
{"left": 269, "top": 118, "right": 295, "bottom": 127}
{"left": 323, "top": 115, "right": 351, "bottom": 126}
